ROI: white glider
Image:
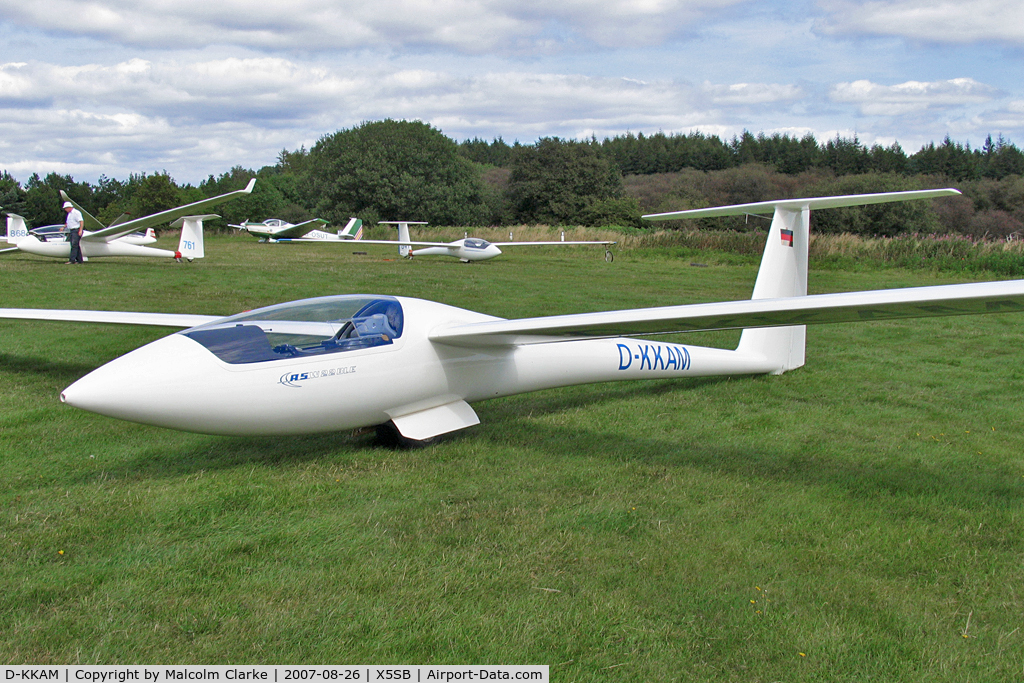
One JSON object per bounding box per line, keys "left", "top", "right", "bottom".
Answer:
{"left": 3, "top": 180, "right": 255, "bottom": 261}
{"left": 3, "top": 188, "right": 1021, "bottom": 446}
{"left": 231, "top": 216, "right": 362, "bottom": 243}
{"left": 294, "top": 220, "right": 616, "bottom": 262}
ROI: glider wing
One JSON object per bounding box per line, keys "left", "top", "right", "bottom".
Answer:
{"left": 428, "top": 279, "right": 1024, "bottom": 347}
{"left": 269, "top": 218, "right": 330, "bottom": 239}
{"left": 492, "top": 240, "right": 617, "bottom": 247}
{"left": 0, "top": 308, "right": 218, "bottom": 328}
{"left": 64, "top": 179, "right": 255, "bottom": 243}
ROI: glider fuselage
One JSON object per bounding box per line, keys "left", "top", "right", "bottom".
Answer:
{"left": 412, "top": 238, "right": 503, "bottom": 261}
{"left": 59, "top": 295, "right": 774, "bottom": 436}
{"left": 13, "top": 234, "right": 180, "bottom": 259}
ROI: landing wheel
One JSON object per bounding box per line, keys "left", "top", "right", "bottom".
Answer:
{"left": 374, "top": 421, "right": 442, "bottom": 449}
{"left": 605, "top": 249, "right": 614, "bottom": 262}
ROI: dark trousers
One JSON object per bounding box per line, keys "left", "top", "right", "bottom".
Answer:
{"left": 68, "top": 230, "right": 84, "bottom": 263}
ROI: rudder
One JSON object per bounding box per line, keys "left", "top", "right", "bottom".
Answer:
{"left": 171, "top": 214, "right": 215, "bottom": 260}
{"left": 736, "top": 206, "right": 809, "bottom": 373}
{"left": 5, "top": 213, "right": 31, "bottom": 245}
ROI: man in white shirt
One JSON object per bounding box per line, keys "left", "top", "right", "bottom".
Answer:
{"left": 63, "top": 201, "right": 85, "bottom": 264}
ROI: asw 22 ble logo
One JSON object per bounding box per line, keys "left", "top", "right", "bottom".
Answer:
{"left": 279, "top": 366, "right": 356, "bottom": 388}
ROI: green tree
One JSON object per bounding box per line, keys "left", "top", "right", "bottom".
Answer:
{"left": 980, "top": 135, "right": 1024, "bottom": 179}
{"left": 132, "top": 172, "right": 184, "bottom": 219}
{"left": 821, "top": 135, "right": 870, "bottom": 176}
{"left": 23, "top": 173, "right": 90, "bottom": 226}
{"left": 459, "top": 137, "right": 515, "bottom": 167}
{"left": 805, "top": 173, "right": 940, "bottom": 236}
{"left": 0, "top": 171, "right": 26, "bottom": 217}
{"left": 305, "top": 119, "right": 487, "bottom": 226}
{"left": 505, "top": 138, "right": 625, "bottom": 225}
{"left": 909, "top": 137, "right": 979, "bottom": 180}
{"left": 198, "top": 167, "right": 273, "bottom": 229}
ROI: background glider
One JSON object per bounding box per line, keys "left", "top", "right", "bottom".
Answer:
{"left": 289, "top": 220, "right": 616, "bottom": 262}
{"left": 2, "top": 179, "right": 255, "bottom": 261}
{"left": 230, "top": 216, "right": 362, "bottom": 242}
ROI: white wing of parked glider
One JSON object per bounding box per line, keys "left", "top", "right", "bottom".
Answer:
{"left": 60, "top": 179, "right": 255, "bottom": 243}
{"left": 267, "top": 219, "right": 330, "bottom": 239}
{"left": 490, "top": 240, "right": 617, "bottom": 247}
{"left": 428, "top": 279, "right": 1024, "bottom": 347}
{"left": 7, "top": 278, "right": 1023, "bottom": 346}
{"left": 288, "top": 237, "right": 450, "bottom": 247}
{"left": 0, "top": 308, "right": 217, "bottom": 327}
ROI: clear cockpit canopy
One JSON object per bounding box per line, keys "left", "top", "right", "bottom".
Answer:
{"left": 182, "top": 295, "right": 404, "bottom": 364}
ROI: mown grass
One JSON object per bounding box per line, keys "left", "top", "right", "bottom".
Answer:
{"left": 1, "top": 234, "right": 1023, "bottom": 680}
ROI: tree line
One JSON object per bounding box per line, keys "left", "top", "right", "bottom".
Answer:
{"left": 3, "top": 120, "right": 1024, "bottom": 238}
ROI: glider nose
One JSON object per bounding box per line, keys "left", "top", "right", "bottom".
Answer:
{"left": 60, "top": 334, "right": 225, "bottom": 432}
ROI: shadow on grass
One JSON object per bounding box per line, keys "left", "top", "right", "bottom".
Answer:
{"left": 70, "top": 374, "right": 1019, "bottom": 510}
{"left": 475, "top": 379, "right": 1022, "bottom": 509}
{"left": 72, "top": 379, "right": 699, "bottom": 484}
{"left": 476, "top": 416, "right": 1023, "bottom": 510}
{"left": 77, "top": 431, "right": 378, "bottom": 483}
{"left": 0, "top": 352, "right": 97, "bottom": 382}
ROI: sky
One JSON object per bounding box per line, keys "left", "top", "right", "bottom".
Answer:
{"left": 1, "top": 0, "right": 1023, "bottom": 185}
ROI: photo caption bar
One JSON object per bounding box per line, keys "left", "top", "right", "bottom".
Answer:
{"left": 2, "top": 666, "right": 548, "bottom": 683}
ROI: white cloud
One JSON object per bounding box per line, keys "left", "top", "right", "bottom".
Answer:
{"left": 0, "top": 53, "right": 819, "bottom": 180}
{"left": 972, "top": 101, "right": 1024, "bottom": 131}
{"left": 2, "top": 2, "right": 1023, "bottom": 184}
{"left": 830, "top": 78, "right": 997, "bottom": 116}
{"left": 703, "top": 82, "right": 804, "bottom": 105}
{"left": 817, "top": 0, "right": 1024, "bottom": 45}
{"left": 0, "top": 0, "right": 747, "bottom": 54}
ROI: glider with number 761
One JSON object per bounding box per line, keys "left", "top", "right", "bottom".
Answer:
{"left": 2, "top": 180, "right": 255, "bottom": 262}
{"left": 2, "top": 188, "right": 1022, "bottom": 446}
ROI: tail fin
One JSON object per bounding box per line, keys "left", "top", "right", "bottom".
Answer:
{"left": 5, "top": 213, "right": 31, "bottom": 245}
{"left": 643, "top": 188, "right": 962, "bottom": 374}
{"left": 736, "top": 206, "right": 810, "bottom": 373}
{"left": 171, "top": 214, "right": 216, "bottom": 260}
{"left": 338, "top": 217, "right": 363, "bottom": 240}
{"left": 396, "top": 222, "right": 412, "bottom": 258}
{"left": 379, "top": 221, "right": 428, "bottom": 258}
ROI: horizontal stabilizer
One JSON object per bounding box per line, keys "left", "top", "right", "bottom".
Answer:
{"left": 643, "top": 188, "right": 961, "bottom": 221}
{"left": 429, "top": 279, "right": 1024, "bottom": 347}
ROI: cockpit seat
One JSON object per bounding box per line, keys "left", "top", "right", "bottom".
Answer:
{"left": 354, "top": 314, "right": 397, "bottom": 340}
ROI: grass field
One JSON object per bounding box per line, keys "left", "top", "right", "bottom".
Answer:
{"left": 2, "top": 234, "right": 1023, "bottom": 680}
